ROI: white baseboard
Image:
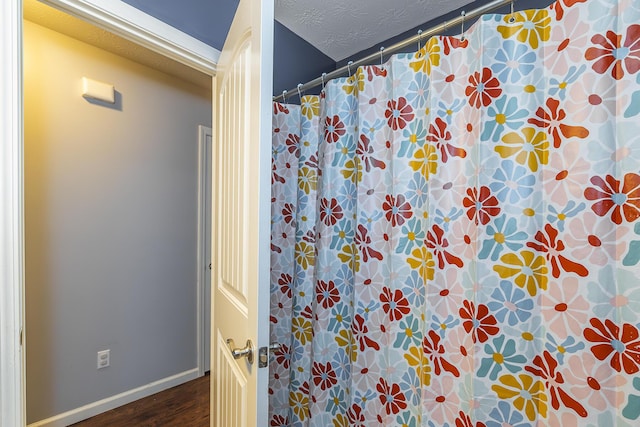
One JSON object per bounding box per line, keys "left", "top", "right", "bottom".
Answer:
{"left": 28, "top": 368, "right": 201, "bottom": 427}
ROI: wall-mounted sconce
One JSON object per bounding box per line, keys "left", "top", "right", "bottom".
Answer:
{"left": 82, "top": 77, "right": 115, "bottom": 104}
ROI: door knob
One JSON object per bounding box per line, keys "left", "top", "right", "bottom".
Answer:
{"left": 226, "top": 338, "right": 254, "bottom": 364}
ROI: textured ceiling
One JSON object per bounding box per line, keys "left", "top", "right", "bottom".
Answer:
{"left": 275, "top": 0, "right": 475, "bottom": 61}
{"left": 23, "top": 0, "right": 212, "bottom": 89}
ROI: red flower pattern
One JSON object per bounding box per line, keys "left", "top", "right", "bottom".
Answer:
{"left": 462, "top": 186, "right": 501, "bottom": 225}
{"left": 585, "top": 24, "right": 640, "bottom": 80}
{"left": 584, "top": 173, "right": 640, "bottom": 224}
{"left": 270, "top": 414, "right": 289, "bottom": 426}
{"left": 365, "top": 65, "right": 388, "bottom": 80}
{"left": 377, "top": 378, "right": 408, "bottom": 415}
{"left": 285, "top": 133, "right": 300, "bottom": 154}
{"left": 550, "top": 0, "right": 587, "bottom": 20}
{"left": 273, "top": 102, "right": 289, "bottom": 115}
{"left": 423, "top": 330, "right": 460, "bottom": 377}
{"left": 584, "top": 318, "right": 640, "bottom": 374}
{"left": 315, "top": 280, "right": 340, "bottom": 309}
{"left": 455, "top": 411, "right": 487, "bottom": 427}
{"left": 465, "top": 67, "right": 502, "bottom": 108}
{"left": 325, "top": 115, "right": 346, "bottom": 143}
{"left": 282, "top": 203, "right": 295, "bottom": 225}
{"left": 271, "top": 158, "right": 286, "bottom": 184}
{"left": 347, "top": 404, "right": 366, "bottom": 426}
{"left": 355, "top": 224, "right": 384, "bottom": 262}
{"left": 459, "top": 300, "right": 499, "bottom": 343}
{"left": 319, "top": 197, "right": 343, "bottom": 226}
{"left": 426, "top": 224, "right": 464, "bottom": 269}
{"left": 528, "top": 97, "right": 589, "bottom": 148}
{"left": 441, "top": 36, "right": 469, "bottom": 55}
{"left": 357, "top": 134, "right": 386, "bottom": 172}
{"left": 385, "top": 97, "right": 414, "bottom": 130}
{"left": 383, "top": 194, "right": 413, "bottom": 227}
{"left": 353, "top": 314, "right": 380, "bottom": 351}
{"left": 311, "top": 361, "right": 338, "bottom": 390}
{"left": 380, "top": 287, "right": 411, "bottom": 321}
{"left": 277, "top": 273, "right": 293, "bottom": 298}
{"left": 525, "top": 351, "right": 587, "bottom": 416}
{"left": 273, "top": 344, "right": 290, "bottom": 369}
{"left": 526, "top": 223, "right": 589, "bottom": 278}
{"left": 427, "top": 117, "right": 467, "bottom": 163}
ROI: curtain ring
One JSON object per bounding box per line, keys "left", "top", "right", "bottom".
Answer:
{"left": 347, "top": 60, "right": 354, "bottom": 76}
{"left": 460, "top": 11, "right": 466, "bottom": 41}
{"left": 281, "top": 90, "right": 287, "bottom": 103}
{"left": 417, "top": 29, "right": 423, "bottom": 50}
{"left": 321, "top": 72, "right": 327, "bottom": 89}
{"left": 509, "top": 0, "right": 516, "bottom": 23}
{"left": 379, "top": 47, "right": 385, "bottom": 66}
{"left": 297, "top": 83, "right": 303, "bottom": 101}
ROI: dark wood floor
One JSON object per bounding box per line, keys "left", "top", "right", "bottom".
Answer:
{"left": 70, "top": 373, "right": 210, "bottom": 427}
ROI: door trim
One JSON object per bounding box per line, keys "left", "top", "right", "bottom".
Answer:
{"left": 197, "top": 125, "right": 213, "bottom": 376}
{"left": 1, "top": 0, "right": 25, "bottom": 425}
{"left": 40, "top": 0, "right": 219, "bottom": 75}
{"left": 2, "top": 1, "right": 219, "bottom": 425}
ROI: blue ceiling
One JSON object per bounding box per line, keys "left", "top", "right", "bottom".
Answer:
{"left": 120, "top": 0, "right": 239, "bottom": 50}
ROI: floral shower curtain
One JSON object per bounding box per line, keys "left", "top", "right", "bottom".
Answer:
{"left": 270, "top": 0, "right": 640, "bottom": 425}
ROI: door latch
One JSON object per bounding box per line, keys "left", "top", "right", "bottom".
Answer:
{"left": 258, "top": 343, "right": 282, "bottom": 368}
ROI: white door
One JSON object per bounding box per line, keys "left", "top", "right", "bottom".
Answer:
{"left": 211, "top": 0, "right": 273, "bottom": 424}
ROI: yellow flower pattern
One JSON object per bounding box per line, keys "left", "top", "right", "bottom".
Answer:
{"left": 301, "top": 95, "right": 320, "bottom": 120}
{"left": 342, "top": 68, "right": 366, "bottom": 95}
{"left": 295, "top": 241, "right": 315, "bottom": 270}
{"left": 497, "top": 9, "right": 551, "bottom": 49}
{"left": 492, "top": 374, "right": 548, "bottom": 421}
{"left": 407, "top": 247, "right": 435, "bottom": 282}
{"left": 298, "top": 165, "right": 317, "bottom": 194}
{"left": 292, "top": 316, "right": 313, "bottom": 345}
{"left": 409, "top": 144, "right": 438, "bottom": 180}
{"left": 409, "top": 37, "right": 441, "bottom": 76}
{"left": 495, "top": 127, "right": 549, "bottom": 172}
{"left": 404, "top": 345, "right": 432, "bottom": 386}
{"left": 494, "top": 250, "right": 548, "bottom": 296}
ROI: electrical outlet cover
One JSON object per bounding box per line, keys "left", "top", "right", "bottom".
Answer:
{"left": 97, "top": 349, "right": 110, "bottom": 369}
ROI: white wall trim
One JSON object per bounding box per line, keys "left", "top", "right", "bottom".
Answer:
{"left": 0, "top": 0, "right": 26, "bottom": 426}
{"left": 27, "top": 369, "right": 200, "bottom": 427}
{"left": 40, "top": 0, "right": 220, "bottom": 75}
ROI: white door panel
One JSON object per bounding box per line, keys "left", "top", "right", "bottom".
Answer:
{"left": 212, "top": 0, "right": 273, "bottom": 424}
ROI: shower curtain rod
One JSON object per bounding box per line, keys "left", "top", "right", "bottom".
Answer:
{"left": 273, "top": 0, "right": 515, "bottom": 102}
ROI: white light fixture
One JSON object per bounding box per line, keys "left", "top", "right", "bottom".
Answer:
{"left": 82, "top": 77, "right": 115, "bottom": 104}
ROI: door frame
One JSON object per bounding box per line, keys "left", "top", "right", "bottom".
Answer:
{"left": 1, "top": 1, "right": 220, "bottom": 424}
{"left": 1, "top": 1, "right": 25, "bottom": 425}
{"left": 197, "top": 125, "right": 213, "bottom": 376}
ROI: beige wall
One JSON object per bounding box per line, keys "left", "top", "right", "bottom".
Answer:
{"left": 24, "top": 20, "right": 211, "bottom": 423}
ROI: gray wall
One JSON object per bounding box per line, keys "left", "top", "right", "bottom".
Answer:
{"left": 273, "top": 20, "right": 336, "bottom": 97}
{"left": 24, "top": 20, "right": 211, "bottom": 423}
